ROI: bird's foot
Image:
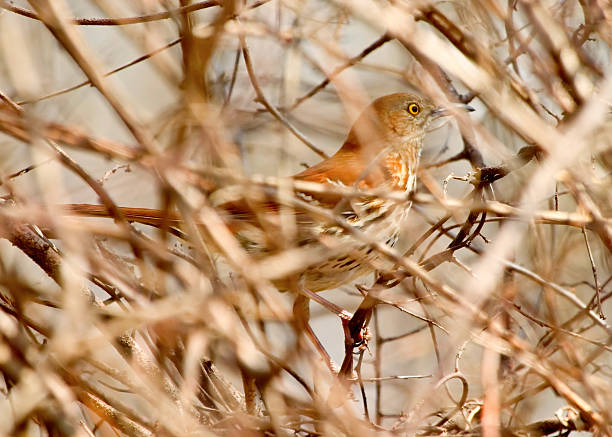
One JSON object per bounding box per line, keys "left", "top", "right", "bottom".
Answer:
{"left": 341, "top": 316, "right": 371, "bottom": 352}
{"left": 353, "top": 326, "right": 371, "bottom": 351}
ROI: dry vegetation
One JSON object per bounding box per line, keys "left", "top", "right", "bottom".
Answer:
{"left": 1, "top": 0, "right": 612, "bottom": 436}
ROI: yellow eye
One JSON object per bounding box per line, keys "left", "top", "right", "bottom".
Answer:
{"left": 407, "top": 103, "right": 420, "bottom": 115}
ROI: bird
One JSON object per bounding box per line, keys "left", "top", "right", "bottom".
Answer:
{"left": 63, "top": 93, "right": 469, "bottom": 369}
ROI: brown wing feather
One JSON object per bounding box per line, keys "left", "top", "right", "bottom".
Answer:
{"left": 63, "top": 140, "right": 391, "bottom": 230}
{"left": 295, "top": 141, "right": 386, "bottom": 187}
{"left": 292, "top": 140, "right": 389, "bottom": 207}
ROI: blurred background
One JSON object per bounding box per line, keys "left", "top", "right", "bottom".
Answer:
{"left": 1, "top": 0, "right": 612, "bottom": 436}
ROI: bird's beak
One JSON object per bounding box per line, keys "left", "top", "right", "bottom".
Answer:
{"left": 431, "top": 103, "right": 475, "bottom": 118}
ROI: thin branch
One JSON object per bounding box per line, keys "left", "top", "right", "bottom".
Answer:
{"left": 239, "top": 25, "right": 329, "bottom": 159}
{"left": 18, "top": 38, "right": 182, "bottom": 105}
{"left": 2, "top": 1, "right": 220, "bottom": 26}
{"left": 29, "top": 1, "right": 155, "bottom": 153}
{"left": 288, "top": 34, "right": 392, "bottom": 111}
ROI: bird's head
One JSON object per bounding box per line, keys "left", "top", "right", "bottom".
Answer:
{"left": 374, "top": 93, "right": 439, "bottom": 143}
{"left": 346, "top": 93, "right": 472, "bottom": 154}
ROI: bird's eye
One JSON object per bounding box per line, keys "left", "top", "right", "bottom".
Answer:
{"left": 407, "top": 103, "right": 420, "bottom": 115}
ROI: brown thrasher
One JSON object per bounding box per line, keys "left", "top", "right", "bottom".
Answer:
{"left": 64, "top": 93, "right": 463, "bottom": 368}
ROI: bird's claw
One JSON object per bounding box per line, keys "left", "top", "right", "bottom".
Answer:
{"left": 352, "top": 326, "right": 371, "bottom": 353}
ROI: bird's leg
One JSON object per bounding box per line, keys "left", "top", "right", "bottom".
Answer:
{"left": 293, "top": 294, "right": 338, "bottom": 373}
{"left": 297, "top": 284, "right": 373, "bottom": 357}
{"left": 297, "top": 285, "right": 353, "bottom": 321}
{"left": 350, "top": 284, "right": 378, "bottom": 348}
{"left": 337, "top": 288, "right": 377, "bottom": 379}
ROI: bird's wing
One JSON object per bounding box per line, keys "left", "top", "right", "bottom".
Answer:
{"left": 60, "top": 141, "right": 390, "bottom": 236}
{"left": 292, "top": 140, "right": 389, "bottom": 207}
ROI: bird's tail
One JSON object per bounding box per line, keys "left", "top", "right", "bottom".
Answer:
{"left": 63, "top": 204, "right": 181, "bottom": 228}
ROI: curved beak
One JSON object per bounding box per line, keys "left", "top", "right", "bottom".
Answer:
{"left": 431, "top": 102, "right": 475, "bottom": 118}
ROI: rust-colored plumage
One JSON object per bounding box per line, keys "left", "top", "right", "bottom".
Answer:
{"left": 63, "top": 93, "right": 447, "bottom": 367}
{"left": 222, "top": 93, "right": 441, "bottom": 291}
{"left": 66, "top": 93, "right": 442, "bottom": 291}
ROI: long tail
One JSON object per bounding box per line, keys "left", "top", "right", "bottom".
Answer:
{"left": 63, "top": 204, "right": 181, "bottom": 228}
